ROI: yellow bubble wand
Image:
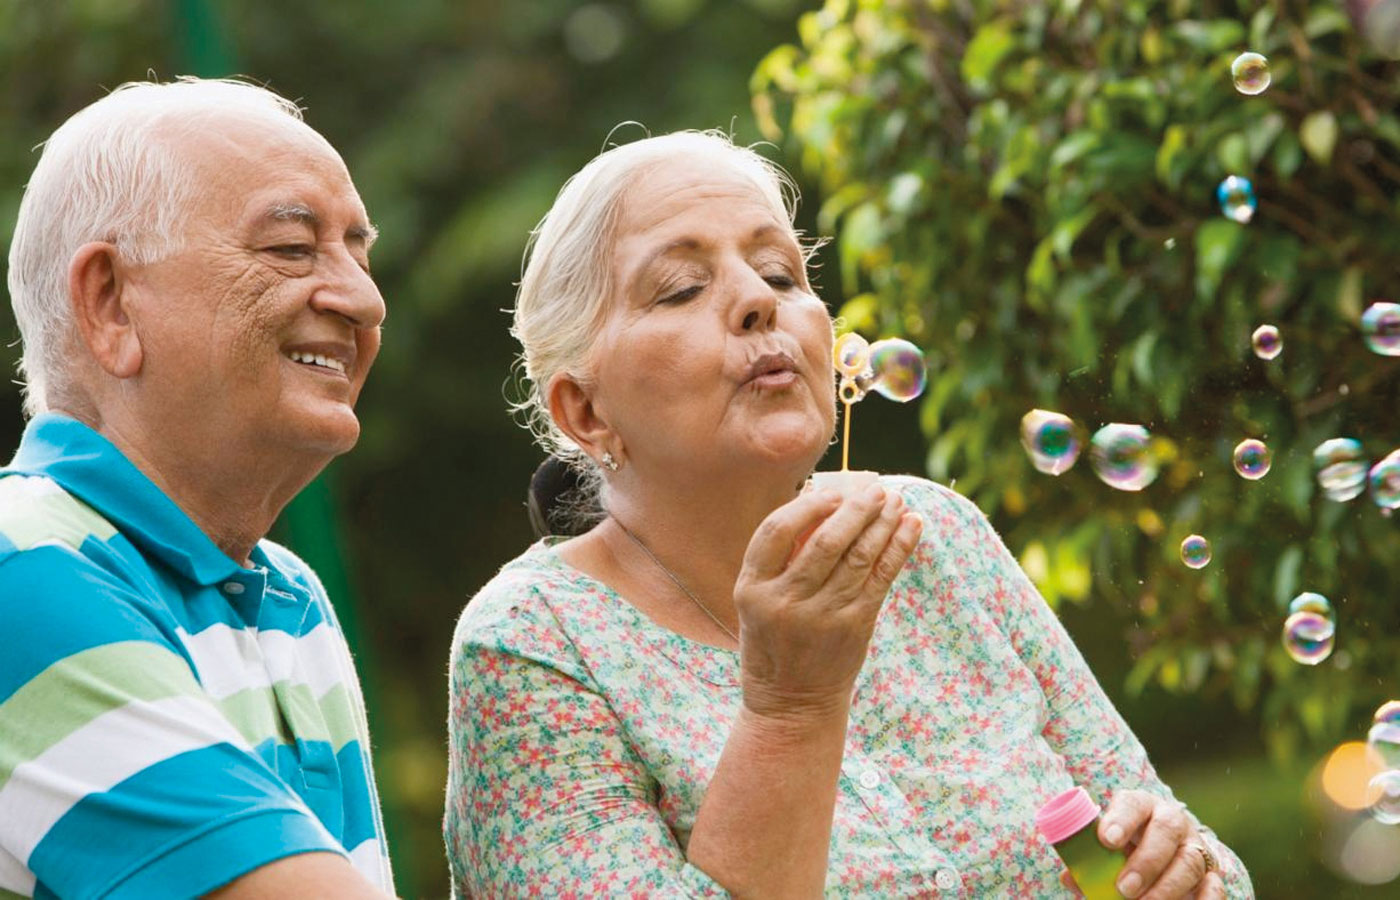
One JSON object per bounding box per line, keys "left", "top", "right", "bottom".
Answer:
{"left": 830, "top": 332, "right": 928, "bottom": 473}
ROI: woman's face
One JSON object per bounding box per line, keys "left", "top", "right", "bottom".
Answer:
{"left": 589, "top": 158, "right": 836, "bottom": 483}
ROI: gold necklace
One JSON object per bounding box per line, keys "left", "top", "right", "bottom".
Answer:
{"left": 611, "top": 517, "right": 740, "bottom": 643}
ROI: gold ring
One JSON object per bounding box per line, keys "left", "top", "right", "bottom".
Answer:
{"left": 1189, "top": 839, "right": 1218, "bottom": 873}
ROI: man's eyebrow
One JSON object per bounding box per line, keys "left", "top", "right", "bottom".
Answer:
{"left": 266, "top": 202, "right": 318, "bottom": 226}
{"left": 263, "top": 202, "right": 378, "bottom": 247}
{"left": 348, "top": 222, "right": 379, "bottom": 247}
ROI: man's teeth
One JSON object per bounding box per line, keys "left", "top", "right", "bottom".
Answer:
{"left": 288, "top": 351, "right": 347, "bottom": 374}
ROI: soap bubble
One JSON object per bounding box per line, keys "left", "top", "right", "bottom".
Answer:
{"left": 868, "top": 338, "right": 927, "bottom": 402}
{"left": 1289, "top": 591, "right": 1334, "bottom": 620}
{"left": 1180, "top": 534, "right": 1212, "bottom": 569}
{"left": 1370, "top": 450, "right": 1400, "bottom": 509}
{"left": 1231, "top": 51, "right": 1271, "bottom": 95}
{"left": 1361, "top": 302, "right": 1400, "bottom": 356}
{"left": 1020, "top": 409, "right": 1080, "bottom": 475}
{"left": 1315, "top": 438, "right": 1369, "bottom": 502}
{"left": 1217, "top": 175, "right": 1258, "bottom": 223}
{"left": 1282, "top": 610, "right": 1335, "bottom": 665}
{"left": 1252, "top": 324, "right": 1282, "bottom": 360}
{"left": 1233, "top": 439, "right": 1272, "bottom": 480}
{"left": 833, "top": 333, "right": 871, "bottom": 378}
{"left": 1367, "top": 771, "right": 1400, "bottom": 825}
{"left": 1090, "top": 424, "right": 1159, "bottom": 491}
{"left": 1369, "top": 701, "right": 1400, "bottom": 770}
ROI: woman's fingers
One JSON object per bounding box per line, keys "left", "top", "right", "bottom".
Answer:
{"left": 817, "top": 491, "right": 907, "bottom": 598}
{"left": 741, "top": 489, "right": 843, "bottom": 579}
{"left": 1194, "top": 871, "right": 1226, "bottom": 900}
{"left": 1137, "top": 839, "right": 1210, "bottom": 900}
{"left": 1101, "top": 792, "right": 1192, "bottom": 899}
{"left": 783, "top": 483, "right": 890, "bottom": 588}
{"left": 855, "top": 511, "right": 922, "bottom": 605}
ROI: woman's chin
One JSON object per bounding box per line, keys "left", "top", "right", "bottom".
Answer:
{"left": 742, "top": 423, "right": 830, "bottom": 471}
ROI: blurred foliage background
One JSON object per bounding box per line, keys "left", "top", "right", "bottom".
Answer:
{"left": 0, "top": 0, "right": 1396, "bottom": 896}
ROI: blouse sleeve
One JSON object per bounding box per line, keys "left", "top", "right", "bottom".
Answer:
{"left": 903, "top": 479, "right": 1253, "bottom": 898}
{"left": 444, "top": 580, "right": 730, "bottom": 899}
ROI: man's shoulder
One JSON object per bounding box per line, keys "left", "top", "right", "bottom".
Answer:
{"left": 0, "top": 473, "right": 119, "bottom": 562}
{"left": 258, "top": 539, "right": 327, "bottom": 599}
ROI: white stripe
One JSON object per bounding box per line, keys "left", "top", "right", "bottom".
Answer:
{"left": 177, "top": 624, "right": 270, "bottom": 698}
{"left": 256, "top": 623, "right": 345, "bottom": 698}
{"left": 178, "top": 623, "right": 348, "bottom": 701}
{"left": 0, "top": 475, "right": 62, "bottom": 502}
{"left": 346, "top": 838, "right": 392, "bottom": 891}
{"left": 0, "top": 694, "right": 252, "bottom": 864}
{"left": 0, "top": 845, "right": 35, "bottom": 896}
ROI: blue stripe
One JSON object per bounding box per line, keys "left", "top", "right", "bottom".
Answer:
{"left": 0, "top": 548, "right": 183, "bottom": 702}
{"left": 336, "top": 740, "right": 377, "bottom": 850}
{"left": 29, "top": 745, "right": 338, "bottom": 899}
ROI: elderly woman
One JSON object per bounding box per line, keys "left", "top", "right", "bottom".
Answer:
{"left": 444, "top": 132, "right": 1252, "bottom": 898}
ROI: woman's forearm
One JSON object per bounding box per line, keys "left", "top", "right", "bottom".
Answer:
{"left": 685, "top": 702, "right": 850, "bottom": 898}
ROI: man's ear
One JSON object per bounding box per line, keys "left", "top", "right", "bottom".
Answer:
{"left": 547, "top": 373, "right": 620, "bottom": 465}
{"left": 68, "top": 242, "right": 142, "bottom": 379}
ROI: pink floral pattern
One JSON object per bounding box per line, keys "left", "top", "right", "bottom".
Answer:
{"left": 445, "top": 476, "right": 1251, "bottom": 897}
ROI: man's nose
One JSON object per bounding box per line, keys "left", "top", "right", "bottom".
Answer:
{"left": 311, "top": 249, "right": 387, "bottom": 329}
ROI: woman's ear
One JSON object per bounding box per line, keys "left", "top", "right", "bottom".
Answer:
{"left": 547, "top": 373, "right": 618, "bottom": 465}
{"left": 68, "top": 242, "right": 143, "bottom": 379}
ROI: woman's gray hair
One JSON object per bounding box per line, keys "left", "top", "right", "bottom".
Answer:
{"left": 7, "top": 77, "right": 305, "bottom": 418}
{"left": 511, "top": 129, "right": 803, "bottom": 475}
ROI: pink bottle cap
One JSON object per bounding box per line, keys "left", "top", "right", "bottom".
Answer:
{"left": 1035, "top": 786, "right": 1100, "bottom": 844}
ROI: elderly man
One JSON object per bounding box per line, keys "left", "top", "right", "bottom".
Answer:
{"left": 0, "top": 79, "right": 394, "bottom": 897}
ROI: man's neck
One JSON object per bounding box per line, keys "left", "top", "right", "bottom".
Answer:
{"left": 61, "top": 407, "right": 324, "bottom": 566}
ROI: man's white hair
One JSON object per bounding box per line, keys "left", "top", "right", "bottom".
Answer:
{"left": 6, "top": 77, "right": 305, "bottom": 418}
{"left": 512, "top": 129, "right": 804, "bottom": 470}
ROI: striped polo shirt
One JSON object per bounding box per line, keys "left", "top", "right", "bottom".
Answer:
{"left": 0, "top": 414, "right": 393, "bottom": 899}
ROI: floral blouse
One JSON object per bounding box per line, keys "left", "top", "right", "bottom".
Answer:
{"left": 444, "top": 476, "right": 1252, "bottom": 897}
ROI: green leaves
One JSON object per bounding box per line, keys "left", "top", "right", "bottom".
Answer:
{"left": 757, "top": 0, "right": 1400, "bottom": 765}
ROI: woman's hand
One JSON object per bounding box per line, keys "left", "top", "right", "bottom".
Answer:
{"left": 1092, "top": 790, "right": 1225, "bottom": 899}
{"left": 733, "top": 483, "right": 922, "bottom": 722}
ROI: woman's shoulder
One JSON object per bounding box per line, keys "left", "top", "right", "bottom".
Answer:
{"left": 453, "top": 541, "right": 592, "bottom": 650}
{"left": 878, "top": 473, "right": 981, "bottom": 520}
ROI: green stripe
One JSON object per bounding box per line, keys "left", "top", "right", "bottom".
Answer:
{"left": 0, "top": 888, "right": 29, "bottom": 899}
{"left": 0, "top": 642, "right": 202, "bottom": 792}
{"left": 0, "top": 483, "right": 117, "bottom": 551}
{"left": 215, "top": 681, "right": 362, "bottom": 751}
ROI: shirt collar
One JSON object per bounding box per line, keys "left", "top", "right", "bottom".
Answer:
{"left": 4, "top": 413, "right": 245, "bottom": 585}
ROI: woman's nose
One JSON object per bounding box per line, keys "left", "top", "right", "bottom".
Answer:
{"left": 732, "top": 269, "right": 778, "bottom": 333}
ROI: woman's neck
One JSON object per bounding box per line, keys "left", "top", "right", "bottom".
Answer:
{"left": 599, "top": 463, "right": 808, "bottom": 616}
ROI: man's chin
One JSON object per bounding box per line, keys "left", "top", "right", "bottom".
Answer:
{"left": 282, "top": 404, "right": 362, "bottom": 457}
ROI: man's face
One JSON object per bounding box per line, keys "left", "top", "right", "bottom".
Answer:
{"left": 121, "top": 114, "right": 385, "bottom": 462}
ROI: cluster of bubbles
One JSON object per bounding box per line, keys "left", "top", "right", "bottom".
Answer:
{"left": 1218, "top": 53, "right": 1267, "bottom": 224}
{"left": 1282, "top": 592, "right": 1335, "bottom": 665}
{"left": 1017, "top": 412, "right": 1167, "bottom": 491}
{"left": 1312, "top": 438, "right": 1400, "bottom": 510}
{"left": 1371, "top": 701, "right": 1400, "bottom": 825}
{"left": 1251, "top": 301, "right": 1397, "bottom": 369}
{"left": 1010, "top": 61, "right": 1400, "bottom": 865}
{"left": 832, "top": 333, "right": 927, "bottom": 405}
